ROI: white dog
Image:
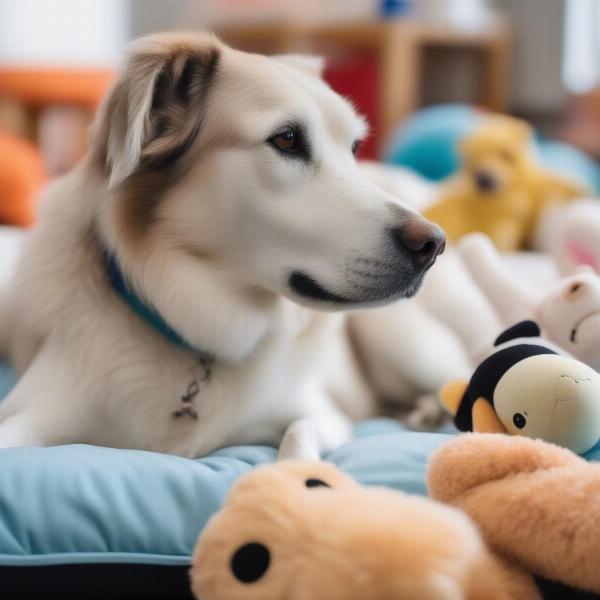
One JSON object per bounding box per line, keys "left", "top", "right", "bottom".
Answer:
{"left": 0, "top": 32, "right": 444, "bottom": 457}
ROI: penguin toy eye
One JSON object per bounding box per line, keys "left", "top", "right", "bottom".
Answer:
{"left": 513, "top": 413, "right": 526, "bottom": 429}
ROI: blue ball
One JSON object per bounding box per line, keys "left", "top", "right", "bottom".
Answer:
{"left": 536, "top": 139, "right": 600, "bottom": 195}
{"left": 383, "top": 104, "right": 485, "bottom": 181}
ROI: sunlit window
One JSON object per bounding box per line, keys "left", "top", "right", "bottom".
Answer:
{"left": 563, "top": 0, "right": 600, "bottom": 94}
{"left": 0, "top": 0, "right": 127, "bottom": 66}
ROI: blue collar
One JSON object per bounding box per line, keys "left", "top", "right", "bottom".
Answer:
{"left": 106, "top": 252, "right": 213, "bottom": 362}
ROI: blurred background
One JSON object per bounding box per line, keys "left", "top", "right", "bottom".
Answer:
{"left": 0, "top": 0, "right": 598, "bottom": 225}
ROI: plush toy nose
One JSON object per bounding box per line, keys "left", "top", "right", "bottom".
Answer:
{"left": 475, "top": 170, "right": 497, "bottom": 193}
{"left": 391, "top": 217, "right": 446, "bottom": 268}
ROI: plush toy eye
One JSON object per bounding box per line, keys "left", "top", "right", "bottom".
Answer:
{"left": 231, "top": 542, "right": 271, "bottom": 583}
{"left": 569, "top": 282, "right": 583, "bottom": 295}
{"left": 513, "top": 413, "right": 526, "bottom": 429}
{"left": 352, "top": 139, "right": 361, "bottom": 156}
{"left": 305, "top": 478, "right": 331, "bottom": 489}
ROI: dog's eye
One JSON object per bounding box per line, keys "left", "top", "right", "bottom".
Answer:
{"left": 352, "top": 140, "right": 361, "bottom": 157}
{"left": 499, "top": 150, "right": 514, "bottom": 163}
{"left": 269, "top": 129, "right": 298, "bottom": 153}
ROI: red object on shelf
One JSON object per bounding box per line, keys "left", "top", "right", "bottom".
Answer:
{"left": 325, "top": 52, "right": 379, "bottom": 160}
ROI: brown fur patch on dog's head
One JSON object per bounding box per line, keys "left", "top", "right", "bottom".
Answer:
{"left": 91, "top": 31, "right": 221, "bottom": 239}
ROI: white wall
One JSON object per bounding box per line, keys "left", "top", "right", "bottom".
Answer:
{"left": 499, "top": 0, "right": 566, "bottom": 112}
{"left": 563, "top": 0, "right": 600, "bottom": 94}
{"left": 0, "top": 0, "right": 129, "bottom": 66}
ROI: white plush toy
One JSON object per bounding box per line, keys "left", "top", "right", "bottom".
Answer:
{"left": 458, "top": 233, "right": 600, "bottom": 372}
{"left": 347, "top": 165, "right": 509, "bottom": 428}
{"left": 351, "top": 164, "right": 600, "bottom": 429}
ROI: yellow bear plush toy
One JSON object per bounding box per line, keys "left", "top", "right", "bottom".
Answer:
{"left": 424, "top": 115, "right": 586, "bottom": 250}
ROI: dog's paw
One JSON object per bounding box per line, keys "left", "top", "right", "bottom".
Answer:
{"left": 278, "top": 419, "right": 320, "bottom": 461}
{"left": 313, "top": 415, "right": 353, "bottom": 455}
{"left": 402, "top": 394, "right": 451, "bottom": 431}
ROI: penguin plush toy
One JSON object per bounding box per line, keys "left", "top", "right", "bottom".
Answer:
{"left": 441, "top": 320, "right": 600, "bottom": 454}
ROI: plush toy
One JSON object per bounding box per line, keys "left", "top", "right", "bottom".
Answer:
{"left": 190, "top": 421, "right": 537, "bottom": 599}
{"left": 423, "top": 115, "right": 587, "bottom": 250}
{"left": 384, "top": 103, "right": 600, "bottom": 192}
{"left": 458, "top": 232, "right": 600, "bottom": 372}
{"left": 428, "top": 433, "right": 600, "bottom": 598}
{"left": 545, "top": 198, "right": 600, "bottom": 276}
{"left": 440, "top": 320, "right": 600, "bottom": 454}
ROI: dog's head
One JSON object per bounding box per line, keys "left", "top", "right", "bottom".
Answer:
{"left": 460, "top": 116, "right": 535, "bottom": 197}
{"left": 93, "top": 32, "right": 443, "bottom": 317}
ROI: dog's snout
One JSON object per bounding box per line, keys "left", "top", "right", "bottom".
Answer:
{"left": 391, "top": 218, "right": 446, "bottom": 266}
{"left": 475, "top": 170, "right": 497, "bottom": 193}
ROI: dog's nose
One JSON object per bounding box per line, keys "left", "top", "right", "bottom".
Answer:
{"left": 391, "top": 217, "right": 446, "bottom": 266}
{"left": 475, "top": 170, "right": 497, "bottom": 193}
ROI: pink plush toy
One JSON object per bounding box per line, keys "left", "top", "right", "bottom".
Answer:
{"left": 549, "top": 198, "right": 600, "bottom": 274}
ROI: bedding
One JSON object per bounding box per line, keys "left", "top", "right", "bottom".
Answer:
{"left": 0, "top": 363, "right": 455, "bottom": 599}
{"left": 0, "top": 361, "right": 598, "bottom": 600}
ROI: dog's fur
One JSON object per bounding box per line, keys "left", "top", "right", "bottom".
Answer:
{"left": 0, "top": 32, "right": 443, "bottom": 457}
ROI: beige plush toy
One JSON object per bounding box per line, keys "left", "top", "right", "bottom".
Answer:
{"left": 190, "top": 421, "right": 536, "bottom": 600}
{"left": 424, "top": 115, "right": 586, "bottom": 250}
{"left": 428, "top": 433, "right": 600, "bottom": 597}
{"left": 440, "top": 319, "right": 600, "bottom": 455}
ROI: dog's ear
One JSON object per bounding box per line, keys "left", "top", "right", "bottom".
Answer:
{"left": 93, "top": 32, "right": 221, "bottom": 189}
{"left": 275, "top": 54, "right": 325, "bottom": 79}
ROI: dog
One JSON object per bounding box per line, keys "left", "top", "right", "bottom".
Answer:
{"left": 0, "top": 32, "right": 444, "bottom": 457}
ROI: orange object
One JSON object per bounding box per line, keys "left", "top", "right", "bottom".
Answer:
{"left": 0, "top": 68, "right": 114, "bottom": 107}
{"left": 0, "top": 130, "right": 47, "bottom": 226}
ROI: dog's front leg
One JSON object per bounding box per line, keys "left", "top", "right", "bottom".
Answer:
{"left": 0, "top": 343, "right": 85, "bottom": 448}
{"left": 0, "top": 413, "right": 50, "bottom": 448}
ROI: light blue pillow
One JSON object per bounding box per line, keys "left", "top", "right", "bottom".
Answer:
{"left": 0, "top": 431, "right": 452, "bottom": 568}
{"left": 0, "top": 362, "right": 452, "bottom": 570}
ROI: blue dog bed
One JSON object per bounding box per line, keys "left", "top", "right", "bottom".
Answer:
{"left": 2, "top": 363, "right": 600, "bottom": 599}
{"left": 0, "top": 363, "right": 456, "bottom": 599}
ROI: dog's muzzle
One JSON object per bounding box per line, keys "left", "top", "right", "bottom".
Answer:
{"left": 288, "top": 214, "right": 445, "bottom": 307}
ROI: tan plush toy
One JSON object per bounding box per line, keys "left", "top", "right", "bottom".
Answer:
{"left": 428, "top": 433, "right": 600, "bottom": 598}
{"left": 424, "top": 115, "right": 586, "bottom": 250}
{"left": 190, "top": 421, "right": 537, "bottom": 600}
